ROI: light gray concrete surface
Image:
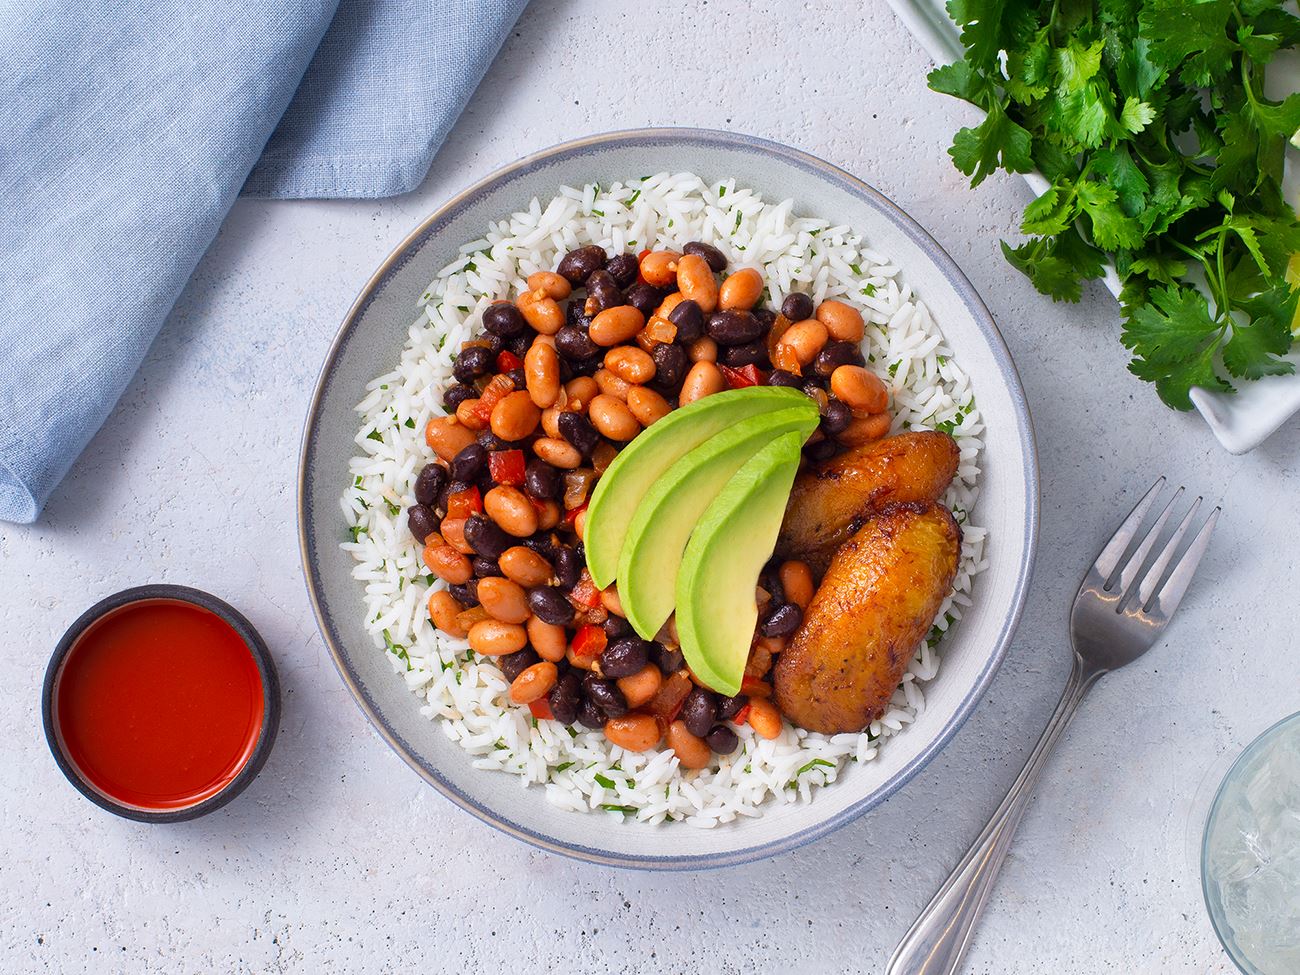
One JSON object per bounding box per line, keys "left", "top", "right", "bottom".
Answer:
{"left": 3, "top": 2, "right": 1297, "bottom": 972}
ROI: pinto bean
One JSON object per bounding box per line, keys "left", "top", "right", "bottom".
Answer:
{"left": 589, "top": 306, "right": 646, "bottom": 346}
{"left": 490, "top": 391, "right": 541, "bottom": 441}
{"left": 517, "top": 291, "right": 564, "bottom": 334}
{"left": 468, "top": 619, "right": 528, "bottom": 656}
{"left": 427, "top": 589, "right": 468, "bottom": 636}
{"left": 830, "top": 365, "right": 889, "bottom": 413}
{"left": 527, "top": 616, "right": 568, "bottom": 662}
{"left": 816, "top": 299, "right": 865, "bottom": 342}
{"left": 509, "top": 662, "right": 558, "bottom": 704}
{"left": 616, "top": 665, "right": 663, "bottom": 709}
{"left": 679, "top": 361, "right": 726, "bottom": 405}
{"left": 775, "top": 318, "right": 829, "bottom": 367}
{"left": 499, "top": 545, "right": 553, "bottom": 587}
{"left": 533, "top": 437, "right": 583, "bottom": 469}
{"left": 604, "top": 346, "right": 656, "bottom": 384}
{"left": 639, "top": 250, "right": 680, "bottom": 288}
{"left": 603, "top": 713, "right": 662, "bottom": 751}
{"left": 589, "top": 394, "right": 640, "bottom": 441}
{"left": 423, "top": 543, "right": 472, "bottom": 584}
{"left": 718, "top": 267, "right": 764, "bottom": 311}
{"left": 477, "top": 576, "right": 530, "bottom": 624}
{"left": 666, "top": 720, "right": 712, "bottom": 769}
{"left": 675, "top": 253, "right": 719, "bottom": 313}
{"left": 524, "top": 341, "right": 561, "bottom": 408}
{"left": 484, "top": 485, "right": 539, "bottom": 537}
{"left": 626, "top": 386, "right": 671, "bottom": 426}
{"left": 424, "top": 416, "right": 476, "bottom": 462}
{"left": 526, "top": 271, "right": 572, "bottom": 300}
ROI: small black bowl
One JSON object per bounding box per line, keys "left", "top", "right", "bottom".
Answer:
{"left": 42, "top": 585, "right": 281, "bottom": 823}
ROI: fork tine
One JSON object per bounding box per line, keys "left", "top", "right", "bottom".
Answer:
{"left": 1110, "top": 486, "right": 1184, "bottom": 598}
{"left": 1145, "top": 507, "right": 1220, "bottom": 624}
{"left": 1088, "top": 476, "right": 1166, "bottom": 585}
{"left": 1130, "top": 496, "right": 1202, "bottom": 611}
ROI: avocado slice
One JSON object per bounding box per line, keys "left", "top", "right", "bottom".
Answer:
{"left": 618, "top": 406, "right": 819, "bottom": 640}
{"left": 675, "top": 431, "right": 804, "bottom": 696}
{"left": 584, "top": 386, "right": 811, "bottom": 588}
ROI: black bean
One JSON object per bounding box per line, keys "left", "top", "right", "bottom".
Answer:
{"left": 805, "top": 439, "right": 839, "bottom": 462}
{"left": 557, "top": 411, "right": 600, "bottom": 455}
{"left": 528, "top": 586, "right": 575, "bottom": 625}
{"left": 624, "top": 282, "right": 663, "bottom": 318}
{"left": 605, "top": 252, "right": 639, "bottom": 287}
{"left": 522, "top": 532, "right": 558, "bottom": 559}
{"left": 472, "top": 556, "right": 503, "bottom": 578}
{"left": 813, "top": 340, "right": 863, "bottom": 378}
{"left": 442, "top": 382, "right": 477, "bottom": 413}
{"left": 716, "top": 694, "right": 749, "bottom": 721}
{"left": 683, "top": 241, "right": 727, "bottom": 272}
{"left": 766, "top": 369, "right": 802, "bottom": 389}
{"left": 524, "top": 459, "right": 562, "bottom": 501}
{"left": 753, "top": 308, "right": 777, "bottom": 331}
{"left": 759, "top": 562, "right": 785, "bottom": 604}
{"left": 650, "top": 342, "right": 690, "bottom": 388}
{"left": 781, "top": 292, "right": 814, "bottom": 322}
{"left": 600, "top": 639, "right": 651, "bottom": 679}
{"left": 680, "top": 687, "right": 718, "bottom": 738}
{"left": 821, "top": 400, "right": 852, "bottom": 435}
{"left": 482, "top": 302, "right": 527, "bottom": 337}
{"left": 557, "top": 245, "right": 607, "bottom": 285}
{"left": 407, "top": 504, "right": 438, "bottom": 545}
{"left": 577, "top": 695, "right": 606, "bottom": 729}
{"left": 464, "top": 514, "right": 512, "bottom": 559}
{"left": 553, "top": 545, "right": 581, "bottom": 590}
{"left": 449, "top": 442, "right": 487, "bottom": 482}
{"left": 707, "top": 310, "right": 765, "bottom": 345}
{"left": 414, "top": 464, "right": 447, "bottom": 507}
{"left": 761, "top": 602, "right": 803, "bottom": 637}
{"left": 506, "top": 331, "right": 533, "bottom": 358}
{"left": 603, "top": 615, "right": 634, "bottom": 640}
{"left": 555, "top": 325, "right": 601, "bottom": 362}
{"left": 452, "top": 345, "right": 494, "bottom": 383}
{"left": 668, "top": 300, "right": 704, "bottom": 343}
{"left": 705, "top": 725, "right": 740, "bottom": 754}
{"left": 505, "top": 367, "right": 526, "bottom": 389}
{"left": 801, "top": 376, "right": 828, "bottom": 396}
{"left": 654, "top": 644, "right": 686, "bottom": 673}
{"left": 548, "top": 671, "right": 582, "bottom": 725}
{"left": 569, "top": 354, "right": 605, "bottom": 378}
{"left": 583, "top": 269, "right": 624, "bottom": 315}
{"left": 719, "top": 340, "right": 768, "bottom": 367}
{"left": 447, "top": 580, "right": 478, "bottom": 606}
{"left": 583, "top": 675, "right": 628, "bottom": 718}
{"left": 499, "top": 648, "right": 540, "bottom": 682}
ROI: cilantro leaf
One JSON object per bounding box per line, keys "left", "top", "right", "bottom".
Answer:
{"left": 948, "top": 101, "right": 1035, "bottom": 186}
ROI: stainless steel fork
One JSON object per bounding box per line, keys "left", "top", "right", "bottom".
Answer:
{"left": 888, "top": 478, "right": 1220, "bottom": 975}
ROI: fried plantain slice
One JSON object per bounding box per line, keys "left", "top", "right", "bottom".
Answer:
{"left": 776, "top": 431, "right": 959, "bottom": 576}
{"left": 774, "top": 501, "right": 961, "bottom": 734}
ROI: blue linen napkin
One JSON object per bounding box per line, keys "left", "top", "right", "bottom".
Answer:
{"left": 0, "top": 0, "right": 527, "bottom": 523}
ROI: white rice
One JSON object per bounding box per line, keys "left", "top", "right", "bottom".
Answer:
{"left": 339, "top": 173, "right": 988, "bottom": 826}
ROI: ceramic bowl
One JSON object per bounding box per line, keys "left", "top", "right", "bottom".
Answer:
{"left": 298, "top": 129, "right": 1038, "bottom": 868}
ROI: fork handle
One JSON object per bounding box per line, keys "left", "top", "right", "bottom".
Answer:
{"left": 887, "top": 655, "right": 1102, "bottom": 975}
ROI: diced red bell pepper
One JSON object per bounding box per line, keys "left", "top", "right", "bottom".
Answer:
{"left": 528, "top": 698, "right": 554, "bottom": 720}
{"left": 731, "top": 703, "right": 752, "bottom": 726}
{"left": 496, "top": 350, "right": 524, "bottom": 372}
{"left": 568, "top": 569, "right": 602, "bottom": 610}
{"left": 445, "top": 485, "right": 483, "bottom": 519}
{"left": 636, "top": 248, "right": 652, "bottom": 285}
{"left": 570, "top": 624, "right": 607, "bottom": 661}
{"left": 720, "top": 363, "right": 766, "bottom": 389}
{"left": 470, "top": 373, "right": 515, "bottom": 425}
{"left": 488, "top": 449, "right": 526, "bottom": 486}
{"left": 563, "top": 501, "right": 588, "bottom": 528}
{"left": 644, "top": 670, "right": 693, "bottom": 724}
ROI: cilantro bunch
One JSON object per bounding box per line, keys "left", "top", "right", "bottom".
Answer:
{"left": 930, "top": 0, "right": 1300, "bottom": 409}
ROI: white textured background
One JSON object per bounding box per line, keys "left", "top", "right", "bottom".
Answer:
{"left": 3, "top": 2, "right": 1297, "bottom": 972}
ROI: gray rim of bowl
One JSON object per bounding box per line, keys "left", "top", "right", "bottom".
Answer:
{"left": 1200, "top": 709, "right": 1300, "bottom": 974}
{"left": 42, "top": 584, "right": 282, "bottom": 823}
{"left": 297, "top": 127, "right": 1040, "bottom": 871}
